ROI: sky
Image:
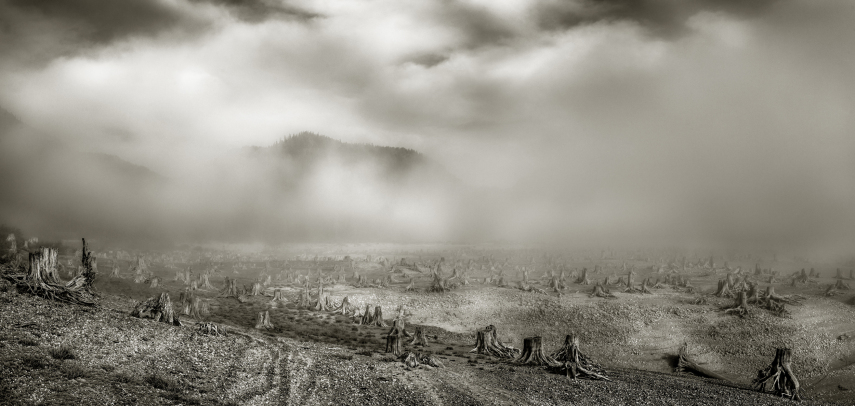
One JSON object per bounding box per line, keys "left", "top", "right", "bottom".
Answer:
{"left": 0, "top": 0, "right": 854, "bottom": 255}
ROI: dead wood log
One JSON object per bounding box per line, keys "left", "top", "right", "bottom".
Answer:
{"left": 419, "top": 353, "right": 443, "bottom": 368}
{"left": 197, "top": 322, "right": 227, "bottom": 336}
{"left": 516, "top": 336, "right": 558, "bottom": 366}
{"left": 550, "top": 333, "right": 609, "bottom": 380}
{"left": 724, "top": 291, "right": 750, "bottom": 317}
{"left": 753, "top": 348, "right": 801, "bottom": 401}
{"left": 401, "top": 351, "right": 419, "bottom": 368}
{"left": 590, "top": 282, "right": 615, "bottom": 298}
{"left": 254, "top": 310, "right": 273, "bottom": 329}
{"left": 675, "top": 342, "right": 729, "bottom": 381}
{"left": 385, "top": 334, "right": 402, "bottom": 356}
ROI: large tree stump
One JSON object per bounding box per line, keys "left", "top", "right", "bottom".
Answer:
{"left": 255, "top": 310, "right": 273, "bottom": 329}
{"left": 724, "top": 291, "right": 750, "bottom": 317}
{"left": 251, "top": 282, "right": 263, "bottom": 296}
{"left": 753, "top": 348, "right": 800, "bottom": 401}
{"left": 19, "top": 242, "right": 97, "bottom": 306}
{"left": 516, "top": 336, "right": 558, "bottom": 366}
{"left": 675, "top": 342, "right": 729, "bottom": 380}
{"left": 385, "top": 334, "right": 402, "bottom": 356}
{"left": 401, "top": 351, "right": 419, "bottom": 368}
{"left": 148, "top": 277, "right": 160, "bottom": 288}
{"left": 470, "top": 325, "right": 519, "bottom": 359}
{"left": 200, "top": 273, "right": 215, "bottom": 290}
{"left": 270, "top": 289, "right": 287, "bottom": 307}
{"left": 551, "top": 333, "right": 609, "bottom": 380}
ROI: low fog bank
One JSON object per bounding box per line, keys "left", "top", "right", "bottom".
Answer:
{"left": 1, "top": 118, "right": 854, "bottom": 261}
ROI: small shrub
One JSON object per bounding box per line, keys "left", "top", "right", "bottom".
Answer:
{"left": 49, "top": 345, "right": 76, "bottom": 360}
{"left": 63, "top": 363, "right": 88, "bottom": 379}
{"left": 18, "top": 338, "right": 39, "bottom": 347}
{"left": 101, "top": 364, "right": 115, "bottom": 372}
{"left": 145, "top": 374, "right": 176, "bottom": 391}
{"left": 21, "top": 355, "right": 47, "bottom": 369}
{"left": 114, "top": 372, "right": 137, "bottom": 384}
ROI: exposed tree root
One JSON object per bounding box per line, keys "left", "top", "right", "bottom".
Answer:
{"left": 471, "top": 325, "right": 520, "bottom": 359}
{"left": 724, "top": 291, "right": 750, "bottom": 317}
{"left": 197, "top": 322, "right": 227, "bottom": 336}
{"left": 675, "top": 342, "right": 729, "bottom": 381}
{"left": 753, "top": 348, "right": 801, "bottom": 401}
{"left": 550, "top": 333, "right": 609, "bottom": 381}
{"left": 590, "top": 282, "right": 615, "bottom": 298}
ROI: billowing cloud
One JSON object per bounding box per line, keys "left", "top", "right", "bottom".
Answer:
{"left": 0, "top": 0, "right": 853, "bottom": 256}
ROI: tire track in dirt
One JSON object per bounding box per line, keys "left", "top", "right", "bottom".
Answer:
{"left": 436, "top": 367, "right": 529, "bottom": 405}
{"left": 284, "top": 349, "right": 314, "bottom": 406}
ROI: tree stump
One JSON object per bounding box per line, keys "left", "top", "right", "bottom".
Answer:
{"left": 148, "top": 277, "right": 160, "bottom": 289}
{"left": 221, "top": 277, "right": 238, "bottom": 297}
{"left": 372, "top": 306, "right": 387, "bottom": 327}
{"left": 359, "top": 304, "right": 375, "bottom": 325}
{"left": 385, "top": 334, "right": 402, "bottom": 356}
{"left": 133, "top": 292, "right": 180, "bottom": 326}
{"left": 255, "top": 310, "right": 273, "bottom": 329}
{"left": 713, "top": 279, "right": 733, "bottom": 298}
{"left": 590, "top": 282, "right": 615, "bottom": 298}
{"left": 401, "top": 351, "right": 419, "bottom": 368}
{"left": 332, "top": 296, "right": 351, "bottom": 315}
{"left": 516, "top": 336, "right": 558, "bottom": 366}
{"left": 270, "top": 289, "right": 287, "bottom": 306}
{"left": 724, "top": 291, "right": 750, "bottom": 317}
{"left": 675, "top": 342, "right": 729, "bottom": 380}
{"left": 251, "top": 282, "right": 262, "bottom": 296}
{"left": 753, "top": 348, "right": 800, "bottom": 401}
{"left": 550, "top": 333, "right": 609, "bottom": 380}
{"left": 576, "top": 268, "right": 592, "bottom": 285}
{"left": 410, "top": 326, "right": 427, "bottom": 346}
{"left": 470, "top": 325, "right": 519, "bottom": 358}
{"left": 19, "top": 242, "right": 97, "bottom": 306}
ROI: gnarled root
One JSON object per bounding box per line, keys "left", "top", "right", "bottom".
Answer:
{"left": 753, "top": 348, "right": 801, "bottom": 401}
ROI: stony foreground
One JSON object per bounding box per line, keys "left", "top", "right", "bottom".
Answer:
{"left": 0, "top": 286, "right": 844, "bottom": 406}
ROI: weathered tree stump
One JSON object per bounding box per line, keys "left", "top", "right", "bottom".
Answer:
{"left": 372, "top": 306, "right": 387, "bottom": 327}
{"left": 590, "top": 282, "right": 615, "bottom": 298}
{"left": 385, "top": 334, "right": 402, "bottom": 356}
{"left": 753, "top": 348, "right": 800, "bottom": 401}
{"left": 576, "top": 268, "right": 592, "bottom": 285}
{"left": 724, "top": 291, "right": 750, "bottom": 317}
{"left": 19, "top": 241, "right": 97, "bottom": 306}
{"left": 255, "top": 310, "right": 273, "bottom": 329}
{"left": 200, "top": 273, "right": 215, "bottom": 290}
{"left": 132, "top": 292, "right": 180, "bottom": 326}
{"left": 270, "top": 289, "right": 287, "bottom": 306}
{"left": 401, "top": 351, "right": 419, "bottom": 368}
{"left": 251, "top": 282, "right": 262, "bottom": 296}
{"left": 675, "top": 342, "right": 729, "bottom": 380}
{"left": 713, "top": 279, "right": 733, "bottom": 298}
{"left": 551, "top": 333, "right": 609, "bottom": 380}
{"left": 148, "top": 277, "right": 160, "bottom": 289}
{"left": 221, "top": 277, "right": 238, "bottom": 297}
{"left": 419, "top": 353, "right": 443, "bottom": 368}
{"left": 359, "top": 304, "right": 375, "bottom": 325}
{"left": 332, "top": 296, "right": 351, "bottom": 315}
{"left": 470, "top": 325, "right": 519, "bottom": 358}
{"left": 410, "top": 326, "right": 427, "bottom": 346}
{"left": 516, "top": 336, "right": 558, "bottom": 366}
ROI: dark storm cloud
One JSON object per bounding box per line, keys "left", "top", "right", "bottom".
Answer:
{"left": 190, "top": 0, "right": 321, "bottom": 23}
{"left": 436, "top": 0, "right": 518, "bottom": 49}
{"left": 535, "top": 0, "right": 781, "bottom": 37}
{"left": 4, "top": 0, "right": 203, "bottom": 44}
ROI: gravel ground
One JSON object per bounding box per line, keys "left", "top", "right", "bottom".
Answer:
{"left": 1, "top": 276, "right": 853, "bottom": 405}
